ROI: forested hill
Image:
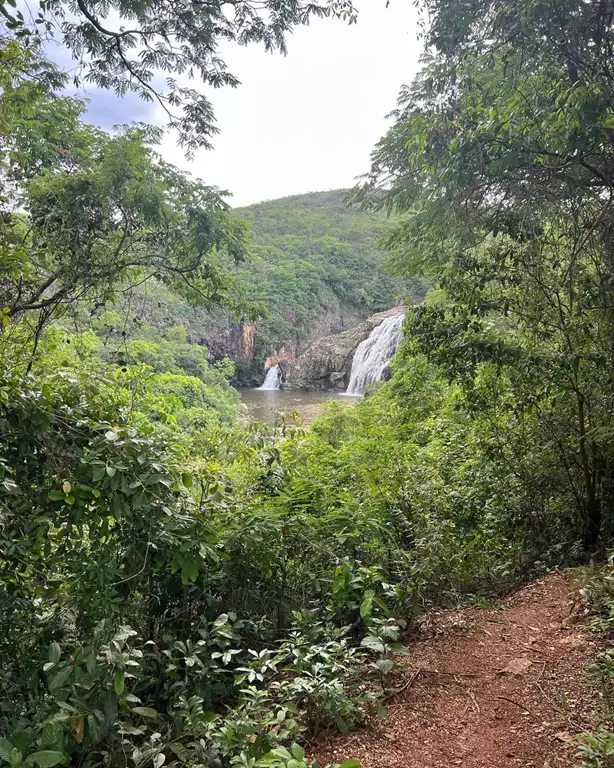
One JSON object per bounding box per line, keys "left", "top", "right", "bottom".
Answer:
{"left": 231, "top": 190, "right": 425, "bottom": 364}
{"left": 109, "top": 190, "right": 426, "bottom": 379}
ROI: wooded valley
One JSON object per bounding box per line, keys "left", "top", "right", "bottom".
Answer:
{"left": 2, "top": 1, "right": 614, "bottom": 766}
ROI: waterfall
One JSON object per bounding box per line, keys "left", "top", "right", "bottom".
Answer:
{"left": 258, "top": 363, "right": 282, "bottom": 390}
{"left": 345, "top": 314, "right": 404, "bottom": 396}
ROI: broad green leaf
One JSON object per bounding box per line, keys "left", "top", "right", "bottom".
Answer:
{"left": 113, "top": 669, "right": 125, "bottom": 695}
{"left": 48, "top": 642, "right": 61, "bottom": 664}
{"left": 24, "top": 752, "right": 67, "bottom": 768}
{"left": 360, "top": 635, "right": 385, "bottom": 654}
{"left": 375, "top": 658, "right": 394, "bottom": 675}
{"left": 0, "top": 740, "right": 15, "bottom": 763}
{"left": 40, "top": 722, "right": 63, "bottom": 750}
{"left": 91, "top": 466, "right": 105, "bottom": 482}
{"left": 360, "top": 589, "right": 374, "bottom": 620}
{"left": 131, "top": 707, "right": 158, "bottom": 719}
{"left": 87, "top": 713, "right": 104, "bottom": 744}
{"left": 389, "top": 643, "right": 411, "bottom": 654}
{"left": 334, "top": 715, "right": 349, "bottom": 734}
{"left": 48, "top": 666, "right": 72, "bottom": 692}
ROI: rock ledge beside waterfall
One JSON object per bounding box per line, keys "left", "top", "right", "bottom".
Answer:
{"left": 283, "top": 307, "right": 404, "bottom": 392}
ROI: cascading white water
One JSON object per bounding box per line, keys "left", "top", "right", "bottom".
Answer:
{"left": 258, "top": 363, "right": 282, "bottom": 391}
{"left": 345, "top": 313, "right": 404, "bottom": 396}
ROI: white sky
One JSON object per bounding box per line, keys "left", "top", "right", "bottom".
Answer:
{"left": 157, "top": 0, "right": 422, "bottom": 207}
{"left": 53, "top": 0, "right": 422, "bottom": 207}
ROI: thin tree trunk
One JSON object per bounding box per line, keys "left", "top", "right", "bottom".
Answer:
{"left": 577, "top": 388, "right": 601, "bottom": 550}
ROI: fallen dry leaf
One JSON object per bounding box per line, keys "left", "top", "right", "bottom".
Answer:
{"left": 499, "top": 657, "right": 533, "bottom": 676}
{"left": 554, "top": 731, "right": 573, "bottom": 743}
{"left": 557, "top": 634, "right": 586, "bottom": 648}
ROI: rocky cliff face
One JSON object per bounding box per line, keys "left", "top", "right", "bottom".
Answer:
{"left": 197, "top": 318, "right": 253, "bottom": 364}
{"left": 284, "top": 308, "right": 403, "bottom": 391}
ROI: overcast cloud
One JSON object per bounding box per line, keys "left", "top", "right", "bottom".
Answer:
{"left": 63, "top": 0, "right": 421, "bottom": 207}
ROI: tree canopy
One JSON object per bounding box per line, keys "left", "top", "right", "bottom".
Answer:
{"left": 357, "top": 0, "right": 614, "bottom": 550}
{"left": 1, "top": 40, "right": 254, "bottom": 354}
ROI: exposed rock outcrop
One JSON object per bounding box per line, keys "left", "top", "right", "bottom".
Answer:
{"left": 264, "top": 349, "right": 295, "bottom": 370}
{"left": 241, "top": 323, "right": 255, "bottom": 360}
{"left": 284, "top": 307, "right": 403, "bottom": 391}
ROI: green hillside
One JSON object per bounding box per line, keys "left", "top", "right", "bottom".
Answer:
{"left": 232, "top": 190, "right": 425, "bottom": 363}
{"left": 92, "top": 190, "right": 425, "bottom": 381}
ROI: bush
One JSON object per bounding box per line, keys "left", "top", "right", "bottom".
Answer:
{"left": 0, "top": 356, "right": 411, "bottom": 767}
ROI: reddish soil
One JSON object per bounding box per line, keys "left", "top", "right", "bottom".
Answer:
{"left": 314, "top": 572, "right": 604, "bottom": 768}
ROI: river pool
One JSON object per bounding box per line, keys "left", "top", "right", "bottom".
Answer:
{"left": 238, "top": 388, "right": 360, "bottom": 424}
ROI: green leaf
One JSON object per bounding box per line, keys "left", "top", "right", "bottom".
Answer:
{"left": 91, "top": 466, "right": 105, "bottom": 482}
{"left": 113, "top": 669, "right": 125, "bottom": 695}
{"left": 290, "top": 744, "right": 304, "bottom": 761}
{"left": 102, "top": 691, "right": 118, "bottom": 730}
{"left": 360, "top": 635, "right": 385, "bottom": 654}
{"left": 144, "top": 473, "right": 168, "bottom": 486}
{"left": 0, "top": 740, "right": 15, "bottom": 763}
{"left": 86, "top": 714, "right": 103, "bottom": 746}
{"left": 338, "top": 761, "right": 361, "bottom": 768}
{"left": 389, "top": 643, "right": 411, "bottom": 654}
{"left": 375, "top": 658, "right": 394, "bottom": 675}
{"left": 24, "top": 752, "right": 67, "bottom": 768}
{"left": 62, "top": 481, "right": 71, "bottom": 494}
{"left": 48, "top": 642, "right": 61, "bottom": 664}
{"left": 48, "top": 665, "right": 72, "bottom": 692}
{"left": 40, "top": 722, "right": 63, "bottom": 751}
{"left": 334, "top": 715, "right": 349, "bottom": 733}
{"left": 360, "top": 589, "right": 374, "bottom": 620}
{"left": 131, "top": 707, "right": 158, "bottom": 719}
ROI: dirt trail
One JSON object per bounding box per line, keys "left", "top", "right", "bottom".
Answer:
{"left": 315, "top": 572, "right": 602, "bottom": 768}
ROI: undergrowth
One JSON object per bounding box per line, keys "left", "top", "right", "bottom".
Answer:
{"left": 574, "top": 555, "right": 614, "bottom": 767}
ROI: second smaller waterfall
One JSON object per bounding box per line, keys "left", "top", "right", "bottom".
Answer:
{"left": 345, "top": 313, "right": 404, "bottom": 396}
{"left": 258, "top": 363, "right": 282, "bottom": 391}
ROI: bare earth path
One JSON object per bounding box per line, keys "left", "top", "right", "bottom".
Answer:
{"left": 315, "top": 572, "right": 603, "bottom": 768}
